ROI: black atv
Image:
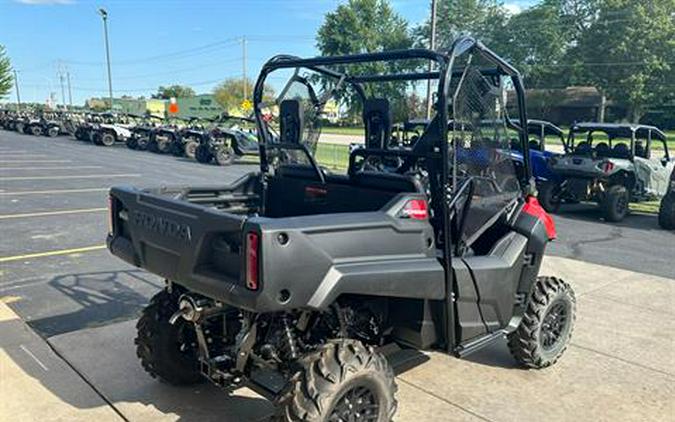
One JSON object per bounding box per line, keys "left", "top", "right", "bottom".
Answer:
{"left": 126, "top": 115, "right": 163, "bottom": 151}
{"left": 659, "top": 168, "right": 675, "bottom": 229}
{"left": 147, "top": 119, "right": 183, "bottom": 154}
{"left": 107, "top": 38, "right": 575, "bottom": 421}
{"left": 194, "top": 115, "right": 260, "bottom": 165}
{"left": 163, "top": 117, "right": 205, "bottom": 158}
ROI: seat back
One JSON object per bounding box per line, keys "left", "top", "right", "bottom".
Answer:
{"left": 363, "top": 98, "right": 392, "bottom": 150}
{"left": 279, "top": 99, "right": 303, "bottom": 144}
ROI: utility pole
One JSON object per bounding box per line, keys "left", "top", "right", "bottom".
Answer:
{"left": 98, "top": 8, "right": 114, "bottom": 111}
{"left": 13, "top": 69, "right": 21, "bottom": 110}
{"left": 425, "top": 0, "right": 438, "bottom": 119}
{"left": 242, "top": 35, "right": 247, "bottom": 102}
{"left": 58, "top": 62, "right": 67, "bottom": 110}
{"left": 67, "top": 71, "right": 73, "bottom": 107}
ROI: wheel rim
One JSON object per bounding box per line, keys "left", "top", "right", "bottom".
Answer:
{"left": 185, "top": 142, "right": 198, "bottom": 158}
{"left": 216, "top": 147, "right": 233, "bottom": 164}
{"left": 329, "top": 385, "right": 380, "bottom": 422}
{"left": 102, "top": 134, "right": 115, "bottom": 146}
{"left": 540, "top": 300, "right": 570, "bottom": 351}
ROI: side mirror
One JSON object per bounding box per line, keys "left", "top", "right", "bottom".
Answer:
{"left": 661, "top": 157, "right": 670, "bottom": 167}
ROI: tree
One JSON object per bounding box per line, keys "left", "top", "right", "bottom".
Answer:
{"left": 316, "top": 0, "right": 414, "bottom": 120}
{"left": 213, "top": 77, "right": 275, "bottom": 112}
{"left": 152, "top": 85, "right": 196, "bottom": 99}
{"left": 577, "top": 0, "right": 675, "bottom": 121}
{"left": 0, "top": 45, "right": 13, "bottom": 100}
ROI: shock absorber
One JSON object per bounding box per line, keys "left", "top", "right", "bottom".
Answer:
{"left": 280, "top": 314, "right": 299, "bottom": 360}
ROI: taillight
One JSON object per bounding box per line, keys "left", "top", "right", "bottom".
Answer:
{"left": 246, "top": 232, "right": 260, "bottom": 290}
{"left": 400, "top": 199, "right": 428, "bottom": 220}
{"left": 601, "top": 161, "right": 614, "bottom": 173}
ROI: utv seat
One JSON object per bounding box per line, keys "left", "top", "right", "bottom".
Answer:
{"left": 595, "top": 142, "right": 610, "bottom": 157}
{"left": 574, "top": 142, "right": 592, "bottom": 155}
{"left": 612, "top": 143, "right": 630, "bottom": 159}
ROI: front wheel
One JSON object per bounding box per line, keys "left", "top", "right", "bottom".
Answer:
{"left": 602, "top": 185, "right": 629, "bottom": 222}
{"left": 31, "top": 125, "right": 43, "bottom": 136}
{"left": 135, "top": 289, "right": 204, "bottom": 386}
{"left": 537, "top": 181, "right": 562, "bottom": 213}
{"left": 658, "top": 192, "right": 675, "bottom": 230}
{"left": 184, "top": 140, "right": 199, "bottom": 159}
{"left": 508, "top": 276, "right": 576, "bottom": 369}
{"left": 277, "top": 339, "right": 397, "bottom": 422}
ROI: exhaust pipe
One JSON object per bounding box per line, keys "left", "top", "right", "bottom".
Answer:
{"left": 169, "top": 294, "right": 222, "bottom": 325}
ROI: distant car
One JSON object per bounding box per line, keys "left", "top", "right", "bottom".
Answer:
{"left": 547, "top": 122, "right": 673, "bottom": 222}
{"left": 658, "top": 168, "right": 675, "bottom": 229}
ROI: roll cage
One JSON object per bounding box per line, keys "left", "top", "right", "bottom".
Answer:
{"left": 254, "top": 37, "right": 530, "bottom": 179}
{"left": 568, "top": 122, "right": 669, "bottom": 160}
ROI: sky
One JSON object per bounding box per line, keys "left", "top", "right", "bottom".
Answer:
{"left": 0, "top": 0, "right": 535, "bottom": 106}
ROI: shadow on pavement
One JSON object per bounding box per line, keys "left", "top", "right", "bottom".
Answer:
{"left": 26, "top": 269, "right": 163, "bottom": 338}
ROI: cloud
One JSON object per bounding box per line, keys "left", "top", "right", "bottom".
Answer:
{"left": 13, "top": 0, "right": 75, "bottom": 5}
{"left": 503, "top": 3, "right": 523, "bottom": 15}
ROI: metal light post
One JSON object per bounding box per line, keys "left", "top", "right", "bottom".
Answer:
{"left": 13, "top": 69, "right": 21, "bottom": 110}
{"left": 98, "top": 8, "right": 114, "bottom": 111}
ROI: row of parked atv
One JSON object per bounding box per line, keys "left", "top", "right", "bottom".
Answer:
{"left": 1, "top": 108, "right": 673, "bottom": 227}
{"left": 0, "top": 109, "right": 260, "bottom": 166}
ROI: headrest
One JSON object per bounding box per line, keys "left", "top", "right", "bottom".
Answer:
{"left": 280, "top": 99, "right": 303, "bottom": 144}
{"left": 363, "top": 98, "right": 392, "bottom": 150}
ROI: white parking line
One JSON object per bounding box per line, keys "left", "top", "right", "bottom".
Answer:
{"left": 2, "top": 174, "right": 140, "bottom": 181}
{"left": 0, "top": 166, "right": 104, "bottom": 171}
{"left": 0, "top": 188, "right": 108, "bottom": 196}
{"left": 19, "top": 345, "right": 49, "bottom": 372}
{"left": 0, "top": 160, "right": 72, "bottom": 164}
{"left": 0, "top": 207, "right": 107, "bottom": 219}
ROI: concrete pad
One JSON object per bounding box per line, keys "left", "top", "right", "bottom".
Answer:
{"left": 399, "top": 341, "right": 673, "bottom": 422}
{"left": 573, "top": 294, "right": 674, "bottom": 376}
{"left": 0, "top": 302, "right": 121, "bottom": 421}
{"left": 48, "top": 319, "right": 274, "bottom": 422}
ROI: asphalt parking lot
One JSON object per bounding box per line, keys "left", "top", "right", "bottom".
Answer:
{"left": 1, "top": 130, "right": 674, "bottom": 422}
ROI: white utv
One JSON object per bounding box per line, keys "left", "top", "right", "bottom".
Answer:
{"left": 546, "top": 123, "right": 673, "bottom": 222}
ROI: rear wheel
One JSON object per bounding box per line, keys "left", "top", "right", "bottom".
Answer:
{"left": 658, "top": 192, "right": 675, "bottom": 230}
{"left": 135, "top": 289, "right": 204, "bottom": 386}
{"left": 602, "top": 185, "right": 629, "bottom": 222}
{"left": 100, "top": 132, "right": 116, "bottom": 147}
{"left": 47, "top": 126, "right": 59, "bottom": 137}
{"left": 215, "top": 146, "right": 236, "bottom": 166}
{"left": 30, "top": 125, "right": 43, "bottom": 136}
{"left": 537, "top": 181, "right": 562, "bottom": 213}
{"left": 508, "top": 276, "right": 576, "bottom": 369}
{"left": 277, "top": 339, "right": 397, "bottom": 422}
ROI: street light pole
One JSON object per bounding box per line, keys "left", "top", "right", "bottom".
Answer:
{"left": 67, "top": 71, "right": 73, "bottom": 107}
{"left": 242, "top": 35, "right": 247, "bottom": 102}
{"left": 98, "top": 8, "right": 114, "bottom": 111}
{"left": 13, "top": 69, "right": 21, "bottom": 111}
{"left": 425, "top": 0, "right": 437, "bottom": 119}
